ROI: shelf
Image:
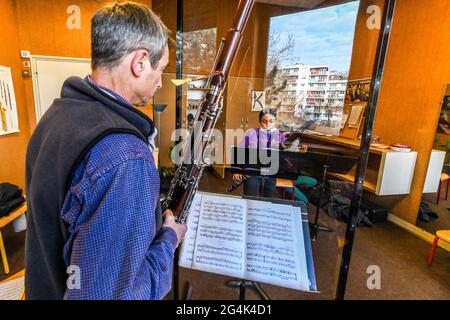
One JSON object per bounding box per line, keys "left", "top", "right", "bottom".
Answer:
{"left": 302, "top": 133, "right": 388, "bottom": 155}
{"left": 329, "top": 172, "right": 377, "bottom": 193}
{"left": 301, "top": 133, "right": 418, "bottom": 195}
{"left": 188, "top": 87, "right": 209, "bottom": 91}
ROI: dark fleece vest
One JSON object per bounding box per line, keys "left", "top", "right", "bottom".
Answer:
{"left": 25, "top": 77, "right": 161, "bottom": 300}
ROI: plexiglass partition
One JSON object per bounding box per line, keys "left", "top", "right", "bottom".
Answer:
{"left": 152, "top": 0, "right": 390, "bottom": 300}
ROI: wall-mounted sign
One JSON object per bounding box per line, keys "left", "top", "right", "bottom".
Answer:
{"left": 252, "top": 91, "right": 265, "bottom": 112}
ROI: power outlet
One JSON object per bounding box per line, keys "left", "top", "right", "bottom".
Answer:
{"left": 20, "top": 50, "right": 31, "bottom": 59}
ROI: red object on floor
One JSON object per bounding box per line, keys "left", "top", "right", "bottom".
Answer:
{"left": 276, "top": 179, "right": 294, "bottom": 201}
{"left": 428, "top": 230, "right": 450, "bottom": 266}
{"left": 436, "top": 173, "right": 450, "bottom": 205}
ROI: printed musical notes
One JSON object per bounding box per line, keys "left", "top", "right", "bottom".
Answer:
{"left": 192, "top": 195, "right": 246, "bottom": 277}
{"left": 179, "top": 192, "right": 313, "bottom": 292}
{"left": 178, "top": 194, "right": 202, "bottom": 268}
{"left": 245, "top": 200, "right": 310, "bottom": 290}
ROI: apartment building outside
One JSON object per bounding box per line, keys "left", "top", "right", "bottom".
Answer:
{"left": 277, "top": 64, "right": 347, "bottom": 131}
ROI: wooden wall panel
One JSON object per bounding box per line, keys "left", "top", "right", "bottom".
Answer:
{"left": 0, "top": 0, "right": 154, "bottom": 189}
{"left": 16, "top": 0, "right": 153, "bottom": 133}
{"left": 344, "top": 0, "right": 450, "bottom": 225}
{"left": 152, "top": 0, "right": 177, "bottom": 74}
{"left": 347, "top": 0, "right": 383, "bottom": 81}
{"left": 372, "top": 0, "right": 450, "bottom": 224}
{"left": 154, "top": 73, "right": 177, "bottom": 168}
{"left": 0, "top": 0, "right": 31, "bottom": 190}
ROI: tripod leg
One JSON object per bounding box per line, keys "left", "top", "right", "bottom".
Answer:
{"left": 239, "top": 282, "right": 246, "bottom": 300}
{"left": 249, "top": 282, "right": 271, "bottom": 300}
{"left": 173, "top": 248, "right": 180, "bottom": 300}
{"left": 312, "top": 203, "right": 320, "bottom": 241}
{"left": 225, "top": 280, "right": 247, "bottom": 300}
{"left": 226, "top": 280, "right": 270, "bottom": 300}
{"left": 312, "top": 205, "right": 335, "bottom": 241}
{"left": 312, "top": 164, "right": 335, "bottom": 240}
{"left": 225, "top": 279, "right": 244, "bottom": 288}
{"left": 183, "top": 282, "right": 193, "bottom": 300}
{"left": 318, "top": 225, "right": 335, "bottom": 232}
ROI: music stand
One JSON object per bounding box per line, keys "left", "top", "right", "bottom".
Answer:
{"left": 229, "top": 145, "right": 358, "bottom": 241}
{"left": 225, "top": 280, "right": 271, "bottom": 300}
{"left": 223, "top": 196, "right": 317, "bottom": 300}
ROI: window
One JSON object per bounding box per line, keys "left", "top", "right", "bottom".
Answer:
{"left": 264, "top": 1, "right": 359, "bottom": 134}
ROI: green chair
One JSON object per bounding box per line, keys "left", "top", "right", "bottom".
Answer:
{"left": 284, "top": 176, "right": 318, "bottom": 204}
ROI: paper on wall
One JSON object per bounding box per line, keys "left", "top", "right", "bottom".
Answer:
{"left": 0, "top": 66, "right": 19, "bottom": 136}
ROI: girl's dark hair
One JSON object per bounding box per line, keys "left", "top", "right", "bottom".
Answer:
{"left": 259, "top": 108, "right": 277, "bottom": 122}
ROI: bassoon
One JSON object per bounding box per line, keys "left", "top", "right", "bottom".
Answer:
{"left": 162, "top": 0, "right": 255, "bottom": 223}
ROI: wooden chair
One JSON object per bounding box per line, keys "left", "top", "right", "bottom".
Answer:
{"left": 427, "top": 230, "right": 450, "bottom": 266}
{"left": 276, "top": 179, "right": 295, "bottom": 200}
{"left": 0, "top": 203, "right": 27, "bottom": 274}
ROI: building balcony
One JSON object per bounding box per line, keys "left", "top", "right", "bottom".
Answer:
{"left": 310, "top": 70, "right": 328, "bottom": 75}
{"left": 309, "top": 78, "right": 327, "bottom": 83}
{"left": 309, "top": 86, "right": 327, "bottom": 90}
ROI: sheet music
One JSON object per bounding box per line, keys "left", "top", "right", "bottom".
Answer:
{"left": 244, "top": 200, "right": 310, "bottom": 291}
{"left": 179, "top": 193, "right": 202, "bottom": 268}
{"left": 192, "top": 194, "right": 247, "bottom": 278}
{"left": 179, "top": 192, "right": 315, "bottom": 292}
{"left": 293, "top": 206, "right": 310, "bottom": 290}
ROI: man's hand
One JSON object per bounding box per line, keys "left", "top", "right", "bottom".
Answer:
{"left": 162, "top": 209, "right": 187, "bottom": 248}
{"left": 233, "top": 174, "right": 244, "bottom": 182}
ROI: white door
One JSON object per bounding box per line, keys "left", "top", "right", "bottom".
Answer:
{"left": 31, "top": 55, "right": 91, "bottom": 122}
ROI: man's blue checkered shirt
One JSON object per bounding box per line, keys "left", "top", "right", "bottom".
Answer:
{"left": 60, "top": 80, "right": 177, "bottom": 300}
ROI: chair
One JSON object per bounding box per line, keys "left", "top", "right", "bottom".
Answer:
{"left": 276, "top": 179, "right": 295, "bottom": 200}
{"left": 427, "top": 230, "right": 450, "bottom": 266}
{"left": 0, "top": 203, "right": 27, "bottom": 274}
{"left": 436, "top": 173, "right": 450, "bottom": 205}
{"left": 0, "top": 269, "right": 25, "bottom": 300}
{"left": 282, "top": 176, "right": 318, "bottom": 204}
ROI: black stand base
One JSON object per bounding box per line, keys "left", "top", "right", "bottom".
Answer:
{"left": 311, "top": 164, "right": 335, "bottom": 241}
{"left": 225, "top": 280, "right": 271, "bottom": 300}
{"left": 182, "top": 282, "right": 193, "bottom": 300}
{"left": 310, "top": 222, "right": 334, "bottom": 241}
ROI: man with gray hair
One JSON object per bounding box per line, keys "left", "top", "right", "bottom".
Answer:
{"left": 25, "top": 2, "right": 186, "bottom": 300}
